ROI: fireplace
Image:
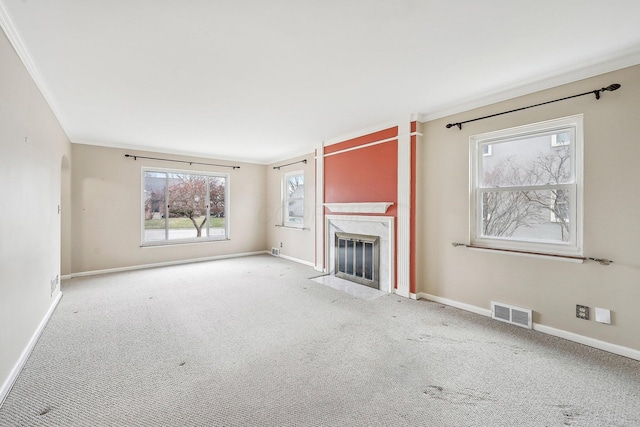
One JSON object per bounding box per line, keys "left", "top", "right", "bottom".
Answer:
{"left": 325, "top": 215, "right": 394, "bottom": 294}
{"left": 334, "top": 232, "right": 379, "bottom": 289}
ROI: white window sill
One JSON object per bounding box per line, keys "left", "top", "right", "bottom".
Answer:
{"left": 141, "top": 237, "right": 230, "bottom": 247}
{"left": 275, "top": 224, "right": 308, "bottom": 231}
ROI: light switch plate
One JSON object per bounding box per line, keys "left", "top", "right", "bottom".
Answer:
{"left": 595, "top": 307, "right": 611, "bottom": 324}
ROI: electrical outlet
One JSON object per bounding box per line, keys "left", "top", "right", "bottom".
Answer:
{"left": 576, "top": 305, "right": 590, "bottom": 320}
{"left": 50, "top": 277, "right": 56, "bottom": 296}
{"left": 280, "top": 242, "right": 283, "bottom": 248}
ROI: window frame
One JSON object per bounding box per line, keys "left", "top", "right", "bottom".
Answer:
{"left": 469, "top": 115, "right": 583, "bottom": 257}
{"left": 282, "top": 170, "right": 305, "bottom": 228}
{"left": 140, "top": 167, "right": 230, "bottom": 246}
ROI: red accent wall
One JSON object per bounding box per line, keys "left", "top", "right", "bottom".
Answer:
{"left": 324, "top": 127, "right": 399, "bottom": 218}
{"left": 324, "top": 142, "right": 398, "bottom": 215}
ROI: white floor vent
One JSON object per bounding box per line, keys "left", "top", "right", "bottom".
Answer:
{"left": 271, "top": 248, "right": 280, "bottom": 257}
{"left": 491, "top": 301, "right": 532, "bottom": 329}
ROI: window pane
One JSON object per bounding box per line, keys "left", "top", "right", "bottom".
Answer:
{"left": 143, "top": 172, "right": 167, "bottom": 242}
{"left": 481, "top": 131, "right": 573, "bottom": 188}
{"left": 284, "top": 172, "right": 304, "bottom": 226}
{"left": 482, "top": 189, "right": 572, "bottom": 243}
{"left": 287, "top": 199, "right": 304, "bottom": 223}
{"left": 209, "top": 176, "right": 226, "bottom": 238}
{"left": 287, "top": 175, "right": 304, "bottom": 196}
{"left": 167, "top": 173, "right": 207, "bottom": 240}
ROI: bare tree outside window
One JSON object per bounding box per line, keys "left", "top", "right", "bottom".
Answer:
{"left": 471, "top": 115, "right": 582, "bottom": 256}
{"left": 481, "top": 141, "right": 572, "bottom": 242}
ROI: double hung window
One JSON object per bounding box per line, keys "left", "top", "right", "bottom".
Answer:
{"left": 470, "top": 115, "right": 583, "bottom": 256}
{"left": 283, "top": 171, "right": 304, "bottom": 228}
{"left": 142, "top": 169, "right": 228, "bottom": 244}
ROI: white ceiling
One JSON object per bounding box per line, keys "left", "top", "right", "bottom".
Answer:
{"left": 2, "top": 1, "right": 640, "bottom": 164}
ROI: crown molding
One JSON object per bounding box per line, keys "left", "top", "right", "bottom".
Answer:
{"left": 0, "top": 2, "right": 73, "bottom": 137}
{"left": 420, "top": 45, "right": 640, "bottom": 123}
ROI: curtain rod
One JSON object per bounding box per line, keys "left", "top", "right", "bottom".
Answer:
{"left": 124, "top": 154, "right": 240, "bottom": 169}
{"left": 451, "top": 243, "right": 612, "bottom": 265}
{"left": 273, "top": 159, "right": 307, "bottom": 170}
{"left": 445, "top": 83, "right": 621, "bottom": 130}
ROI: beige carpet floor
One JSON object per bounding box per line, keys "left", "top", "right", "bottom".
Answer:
{"left": 1, "top": 254, "right": 639, "bottom": 426}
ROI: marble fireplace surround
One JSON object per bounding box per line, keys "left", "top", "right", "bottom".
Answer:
{"left": 325, "top": 214, "right": 395, "bottom": 294}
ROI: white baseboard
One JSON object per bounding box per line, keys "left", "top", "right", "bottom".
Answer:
{"left": 278, "top": 253, "right": 315, "bottom": 267}
{"left": 67, "top": 251, "right": 268, "bottom": 278}
{"left": 533, "top": 324, "right": 640, "bottom": 362}
{"left": 417, "top": 292, "right": 640, "bottom": 362}
{"left": 417, "top": 292, "right": 493, "bottom": 317}
{"left": 0, "top": 291, "right": 62, "bottom": 407}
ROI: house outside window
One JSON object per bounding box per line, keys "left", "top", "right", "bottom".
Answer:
{"left": 142, "top": 168, "right": 228, "bottom": 245}
{"left": 469, "top": 115, "right": 583, "bottom": 256}
{"left": 283, "top": 171, "right": 304, "bottom": 228}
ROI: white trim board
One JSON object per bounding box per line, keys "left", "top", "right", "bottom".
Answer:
{"left": 279, "top": 253, "right": 315, "bottom": 268}
{"left": 66, "top": 251, "right": 269, "bottom": 279}
{"left": 417, "top": 292, "right": 640, "bottom": 362}
{"left": 0, "top": 292, "right": 63, "bottom": 408}
{"left": 64, "top": 251, "right": 316, "bottom": 279}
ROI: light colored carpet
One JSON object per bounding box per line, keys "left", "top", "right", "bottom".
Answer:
{"left": 1, "top": 254, "right": 639, "bottom": 426}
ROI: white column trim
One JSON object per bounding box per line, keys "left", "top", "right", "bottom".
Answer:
{"left": 315, "top": 146, "right": 325, "bottom": 272}
{"left": 396, "top": 117, "right": 411, "bottom": 298}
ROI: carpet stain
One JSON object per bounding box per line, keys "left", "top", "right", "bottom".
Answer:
{"left": 422, "top": 385, "right": 495, "bottom": 406}
{"left": 178, "top": 361, "right": 186, "bottom": 366}
{"left": 555, "top": 404, "right": 582, "bottom": 426}
{"left": 37, "top": 408, "right": 51, "bottom": 416}
{"left": 408, "top": 334, "right": 463, "bottom": 345}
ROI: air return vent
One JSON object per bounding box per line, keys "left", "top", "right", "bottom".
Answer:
{"left": 271, "top": 248, "right": 280, "bottom": 257}
{"left": 491, "top": 301, "right": 532, "bottom": 329}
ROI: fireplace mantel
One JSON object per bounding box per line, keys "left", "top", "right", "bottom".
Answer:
{"left": 324, "top": 202, "right": 394, "bottom": 214}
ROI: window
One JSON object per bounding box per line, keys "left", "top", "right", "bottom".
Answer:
{"left": 142, "top": 168, "right": 228, "bottom": 245}
{"left": 470, "top": 115, "right": 583, "bottom": 256}
{"left": 283, "top": 171, "right": 304, "bottom": 227}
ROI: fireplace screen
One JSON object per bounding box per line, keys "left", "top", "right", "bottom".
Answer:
{"left": 334, "top": 232, "right": 379, "bottom": 289}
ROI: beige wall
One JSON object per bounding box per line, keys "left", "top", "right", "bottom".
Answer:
{"left": 417, "top": 65, "right": 640, "bottom": 352}
{"left": 0, "top": 28, "right": 72, "bottom": 397}
{"left": 266, "top": 153, "right": 316, "bottom": 265}
{"left": 70, "top": 144, "right": 268, "bottom": 273}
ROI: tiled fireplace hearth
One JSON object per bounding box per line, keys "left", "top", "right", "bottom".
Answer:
{"left": 325, "top": 215, "right": 394, "bottom": 294}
